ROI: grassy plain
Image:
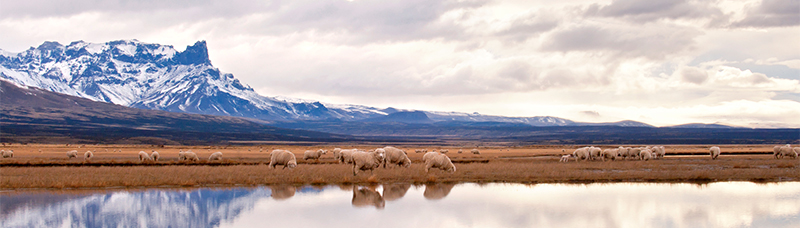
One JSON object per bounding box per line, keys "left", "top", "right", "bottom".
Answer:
{"left": 1, "top": 144, "right": 798, "bottom": 189}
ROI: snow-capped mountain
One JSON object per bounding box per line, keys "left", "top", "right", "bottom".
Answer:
{"left": 0, "top": 40, "right": 388, "bottom": 121}
{"left": 0, "top": 40, "right": 646, "bottom": 126}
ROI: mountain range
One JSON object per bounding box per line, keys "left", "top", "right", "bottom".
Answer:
{"left": 0, "top": 39, "right": 651, "bottom": 127}
{"left": 2, "top": 40, "right": 797, "bottom": 144}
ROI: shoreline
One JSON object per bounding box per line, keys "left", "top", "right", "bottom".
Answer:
{"left": 1, "top": 144, "right": 798, "bottom": 189}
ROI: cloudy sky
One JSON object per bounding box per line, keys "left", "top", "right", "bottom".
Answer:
{"left": 1, "top": 0, "right": 799, "bottom": 127}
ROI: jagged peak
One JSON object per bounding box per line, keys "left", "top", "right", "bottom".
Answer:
{"left": 174, "top": 40, "right": 210, "bottom": 65}
{"left": 36, "top": 41, "right": 64, "bottom": 50}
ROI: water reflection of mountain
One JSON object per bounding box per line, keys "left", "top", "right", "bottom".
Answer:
{"left": 1, "top": 188, "right": 271, "bottom": 228}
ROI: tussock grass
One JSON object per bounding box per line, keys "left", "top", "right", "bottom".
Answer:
{"left": 0, "top": 144, "right": 797, "bottom": 189}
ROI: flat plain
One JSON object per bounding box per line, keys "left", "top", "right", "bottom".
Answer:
{"left": 1, "top": 144, "right": 798, "bottom": 189}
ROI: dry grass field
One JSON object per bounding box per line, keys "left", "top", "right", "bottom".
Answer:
{"left": 1, "top": 144, "right": 798, "bottom": 189}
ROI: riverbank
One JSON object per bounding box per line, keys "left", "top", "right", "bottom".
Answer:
{"left": 1, "top": 144, "right": 797, "bottom": 189}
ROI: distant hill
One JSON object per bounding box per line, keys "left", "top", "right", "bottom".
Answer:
{"left": 666, "top": 123, "right": 740, "bottom": 128}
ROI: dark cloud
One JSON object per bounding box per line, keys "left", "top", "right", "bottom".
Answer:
{"left": 731, "top": 0, "right": 800, "bottom": 28}
{"left": 585, "top": 0, "right": 725, "bottom": 23}
{"left": 540, "top": 25, "right": 699, "bottom": 60}
{"left": 1, "top": 0, "right": 486, "bottom": 44}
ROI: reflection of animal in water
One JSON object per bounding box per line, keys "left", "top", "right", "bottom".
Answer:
{"left": 423, "top": 183, "right": 456, "bottom": 200}
{"left": 352, "top": 186, "right": 385, "bottom": 209}
{"left": 269, "top": 185, "right": 296, "bottom": 200}
{"left": 382, "top": 183, "right": 411, "bottom": 201}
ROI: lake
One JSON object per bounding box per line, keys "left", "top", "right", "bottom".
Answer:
{"left": 1, "top": 182, "right": 798, "bottom": 228}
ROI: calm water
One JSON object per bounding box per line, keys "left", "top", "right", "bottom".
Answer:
{"left": 1, "top": 182, "right": 799, "bottom": 228}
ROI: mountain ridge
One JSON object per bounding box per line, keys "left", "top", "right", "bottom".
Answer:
{"left": 0, "top": 40, "right": 671, "bottom": 128}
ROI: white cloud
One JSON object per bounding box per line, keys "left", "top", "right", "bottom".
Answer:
{"left": 1, "top": 0, "right": 798, "bottom": 127}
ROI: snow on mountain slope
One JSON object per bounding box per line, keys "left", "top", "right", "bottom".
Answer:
{"left": 1, "top": 40, "right": 650, "bottom": 126}
{"left": 0, "top": 39, "right": 386, "bottom": 121}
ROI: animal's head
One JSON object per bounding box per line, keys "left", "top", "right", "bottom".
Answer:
{"left": 287, "top": 161, "right": 297, "bottom": 169}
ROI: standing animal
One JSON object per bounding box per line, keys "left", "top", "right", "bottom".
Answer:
{"left": 150, "top": 151, "right": 160, "bottom": 161}
{"left": 424, "top": 152, "right": 456, "bottom": 173}
{"left": 303, "top": 149, "right": 327, "bottom": 161}
{"left": 572, "top": 148, "right": 590, "bottom": 161}
{"left": 471, "top": 149, "right": 480, "bottom": 154}
{"left": 1, "top": 149, "right": 13, "bottom": 158}
{"left": 269, "top": 149, "right": 297, "bottom": 169}
{"left": 338, "top": 149, "right": 358, "bottom": 164}
{"left": 587, "top": 147, "right": 602, "bottom": 160}
{"left": 209, "top": 151, "right": 223, "bottom": 161}
{"left": 415, "top": 149, "right": 424, "bottom": 153}
{"left": 184, "top": 151, "right": 200, "bottom": 162}
{"left": 458, "top": 149, "right": 463, "bottom": 154}
{"left": 84, "top": 151, "right": 94, "bottom": 161}
{"left": 628, "top": 147, "right": 642, "bottom": 160}
{"left": 383, "top": 146, "right": 411, "bottom": 168}
{"left": 617, "top": 147, "right": 629, "bottom": 160}
{"left": 709, "top": 146, "right": 721, "bottom": 160}
{"left": 440, "top": 149, "right": 449, "bottom": 153}
{"left": 352, "top": 150, "right": 384, "bottom": 175}
{"left": 652, "top": 146, "right": 666, "bottom": 159}
{"left": 332, "top": 148, "right": 343, "bottom": 161}
{"left": 139, "top": 151, "right": 153, "bottom": 162}
{"left": 775, "top": 145, "right": 798, "bottom": 159}
{"left": 601, "top": 149, "right": 617, "bottom": 161}
{"left": 560, "top": 154, "right": 573, "bottom": 162}
{"left": 67, "top": 150, "right": 79, "bottom": 159}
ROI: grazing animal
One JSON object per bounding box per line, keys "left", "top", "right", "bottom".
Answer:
{"left": 84, "top": 151, "right": 94, "bottom": 161}
{"left": 209, "top": 151, "right": 223, "bottom": 161}
{"left": 352, "top": 150, "right": 384, "bottom": 175}
{"left": 458, "top": 149, "right": 463, "bottom": 154}
{"left": 332, "top": 148, "right": 343, "bottom": 161}
{"left": 383, "top": 146, "right": 411, "bottom": 168}
{"left": 424, "top": 152, "right": 456, "bottom": 173}
{"left": 640, "top": 149, "right": 653, "bottom": 161}
{"left": 572, "top": 148, "right": 590, "bottom": 161}
{"left": 628, "top": 147, "right": 642, "bottom": 160}
{"left": 709, "top": 146, "right": 721, "bottom": 160}
{"left": 183, "top": 151, "right": 200, "bottom": 162}
{"left": 440, "top": 149, "right": 449, "bottom": 154}
{"left": 1, "top": 150, "right": 14, "bottom": 158}
{"left": 773, "top": 145, "right": 782, "bottom": 159}
{"left": 601, "top": 149, "right": 617, "bottom": 161}
{"left": 339, "top": 149, "right": 358, "bottom": 164}
{"left": 67, "top": 150, "right": 79, "bottom": 159}
{"left": 269, "top": 149, "right": 297, "bottom": 169}
{"left": 139, "top": 151, "right": 153, "bottom": 162}
{"left": 587, "top": 147, "right": 602, "bottom": 160}
{"left": 150, "top": 151, "right": 160, "bottom": 161}
{"left": 775, "top": 145, "right": 798, "bottom": 159}
{"left": 303, "top": 149, "right": 327, "bottom": 161}
{"left": 471, "top": 149, "right": 480, "bottom": 155}
{"left": 652, "top": 146, "right": 666, "bottom": 159}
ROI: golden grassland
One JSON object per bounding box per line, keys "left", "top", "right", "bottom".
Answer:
{"left": 1, "top": 144, "right": 798, "bottom": 189}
